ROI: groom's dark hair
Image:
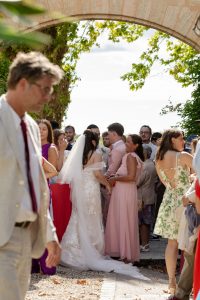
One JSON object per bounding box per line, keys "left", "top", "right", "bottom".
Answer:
{"left": 107, "top": 122, "right": 124, "bottom": 137}
{"left": 87, "top": 124, "right": 99, "bottom": 130}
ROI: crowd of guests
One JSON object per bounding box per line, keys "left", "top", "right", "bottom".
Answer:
{"left": 33, "top": 118, "right": 200, "bottom": 300}
{"left": 2, "top": 51, "right": 200, "bottom": 300}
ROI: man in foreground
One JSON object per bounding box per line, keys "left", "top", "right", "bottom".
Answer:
{"left": 0, "top": 51, "right": 63, "bottom": 300}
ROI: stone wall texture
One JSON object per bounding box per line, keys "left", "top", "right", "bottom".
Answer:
{"left": 31, "top": 0, "right": 200, "bottom": 51}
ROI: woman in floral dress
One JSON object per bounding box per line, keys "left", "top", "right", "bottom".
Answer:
{"left": 154, "top": 129, "right": 193, "bottom": 295}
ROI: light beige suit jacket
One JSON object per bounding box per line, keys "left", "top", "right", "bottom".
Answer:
{"left": 137, "top": 159, "right": 157, "bottom": 206}
{"left": 0, "top": 96, "right": 57, "bottom": 258}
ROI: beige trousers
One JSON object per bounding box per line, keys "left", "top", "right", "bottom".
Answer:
{"left": 0, "top": 226, "right": 32, "bottom": 300}
{"left": 176, "top": 248, "right": 195, "bottom": 300}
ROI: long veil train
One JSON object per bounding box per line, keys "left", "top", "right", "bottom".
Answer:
{"left": 58, "top": 135, "right": 149, "bottom": 281}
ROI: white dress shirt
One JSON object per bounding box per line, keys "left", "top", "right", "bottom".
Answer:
{"left": 6, "top": 101, "right": 41, "bottom": 222}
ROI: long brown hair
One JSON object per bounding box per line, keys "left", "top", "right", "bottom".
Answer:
{"left": 156, "top": 129, "right": 182, "bottom": 161}
{"left": 38, "top": 119, "right": 54, "bottom": 144}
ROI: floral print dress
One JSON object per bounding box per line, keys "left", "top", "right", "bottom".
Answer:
{"left": 154, "top": 153, "right": 190, "bottom": 240}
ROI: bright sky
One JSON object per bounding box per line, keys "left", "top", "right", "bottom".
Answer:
{"left": 63, "top": 32, "right": 193, "bottom": 135}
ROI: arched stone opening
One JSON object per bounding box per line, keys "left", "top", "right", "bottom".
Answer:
{"left": 31, "top": 0, "right": 200, "bottom": 51}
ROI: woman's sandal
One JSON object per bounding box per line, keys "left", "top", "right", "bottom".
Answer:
{"left": 168, "top": 286, "right": 176, "bottom": 295}
{"left": 168, "top": 278, "right": 176, "bottom": 295}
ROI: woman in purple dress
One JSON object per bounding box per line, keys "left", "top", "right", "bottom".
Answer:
{"left": 39, "top": 119, "right": 58, "bottom": 169}
{"left": 32, "top": 119, "right": 58, "bottom": 275}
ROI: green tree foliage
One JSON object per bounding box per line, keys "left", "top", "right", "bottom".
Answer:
{"left": 0, "top": 19, "right": 199, "bottom": 129}
{"left": 99, "top": 24, "right": 198, "bottom": 91}
{"left": 0, "top": 0, "right": 50, "bottom": 47}
{"left": 0, "top": 21, "right": 104, "bottom": 125}
{"left": 93, "top": 21, "right": 199, "bottom": 135}
{"left": 0, "top": 52, "right": 10, "bottom": 95}
{"left": 160, "top": 56, "right": 200, "bottom": 135}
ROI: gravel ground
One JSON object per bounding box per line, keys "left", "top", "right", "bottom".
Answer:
{"left": 26, "top": 265, "right": 104, "bottom": 300}
{"left": 25, "top": 264, "right": 170, "bottom": 300}
{"left": 25, "top": 263, "right": 192, "bottom": 300}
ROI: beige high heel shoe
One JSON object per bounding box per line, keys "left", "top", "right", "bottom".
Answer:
{"left": 168, "top": 286, "right": 176, "bottom": 295}
{"left": 168, "top": 278, "right": 176, "bottom": 295}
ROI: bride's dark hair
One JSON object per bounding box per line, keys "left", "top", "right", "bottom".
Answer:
{"left": 82, "top": 130, "right": 99, "bottom": 166}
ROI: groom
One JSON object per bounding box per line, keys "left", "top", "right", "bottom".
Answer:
{"left": 0, "top": 51, "right": 63, "bottom": 300}
{"left": 101, "top": 122, "right": 126, "bottom": 227}
{"left": 106, "top": 122, "right": 126, "bottom": 177}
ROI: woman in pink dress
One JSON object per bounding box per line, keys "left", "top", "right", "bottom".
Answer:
{"left": 105, "top": 134, "right": 144, "bottom": 263}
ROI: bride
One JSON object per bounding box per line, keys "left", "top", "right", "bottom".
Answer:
{"left": 58, "top": 130, "right": 147, "bottom": 280}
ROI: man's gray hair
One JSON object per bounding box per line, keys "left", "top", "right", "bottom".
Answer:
{"left": 142, "top": 144, "right": 152, "bottom": 159}
{"left": 7, "top": 51, "right": 64, "bottom": 88}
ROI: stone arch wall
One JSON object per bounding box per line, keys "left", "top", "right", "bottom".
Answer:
{"left": 32, "top": 0, "right": 200, "bottom": 51}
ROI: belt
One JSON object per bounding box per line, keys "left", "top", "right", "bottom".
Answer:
{"left": 15, "top": 221, "right": 31, "bottom": 228}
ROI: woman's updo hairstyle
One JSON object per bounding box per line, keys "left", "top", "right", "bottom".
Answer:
{"left": 129, "top": 134, "right": 144, "bottom": 161}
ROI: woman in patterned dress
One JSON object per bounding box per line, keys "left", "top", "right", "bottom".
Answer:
{"left": 154, "top": 129, "right": 193, "bottom": 295}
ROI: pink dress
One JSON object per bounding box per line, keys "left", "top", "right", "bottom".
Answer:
{"left": 105, "top": 152, "right": 143, "bottom": 262}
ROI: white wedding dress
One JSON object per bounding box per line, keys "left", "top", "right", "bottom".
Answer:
{"left": 58, "top": 135, "right": 148, "bottom": 280}
{"left": 61, "top": 161, "right": 105, "bottom": 269}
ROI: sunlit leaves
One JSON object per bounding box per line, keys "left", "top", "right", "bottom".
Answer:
{"left": 0, "top": 0, "right": 50, "bottom": 47}
{"left": 0, "top": 22, "right": 50, "bottom": 47}
{"left": 95, "top": 20, "right": 146, "bottom": 43}
{"left": 0, "top": 0, "right": 45, "bottom": 24}
{"left": 0, "top": 18, "right": 199, "bottom": 128}
{"left": 160, "top": 100, "right": 183, "bottom": 115}
{"left": 121, "top": 63, "right": 151, "bottom": 91}
{"left": 160, "top": 57, "right": 200, "bottom": 135}
{"left": 119, "top": 28, "right": 198, "bottom": 91}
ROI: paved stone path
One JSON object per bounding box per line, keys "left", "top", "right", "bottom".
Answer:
{"left": 100, "top": 269, "right": 169, "bottom": 300}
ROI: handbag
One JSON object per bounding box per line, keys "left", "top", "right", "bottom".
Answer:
{"left": 185, "top": 204, "right": 200, "bottom": 236}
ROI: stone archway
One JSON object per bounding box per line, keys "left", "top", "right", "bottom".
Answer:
{"left": 32, "top": 0, "right": 200, "bottom": 51}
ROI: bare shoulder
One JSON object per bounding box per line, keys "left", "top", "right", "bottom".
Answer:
{"left": 93, "top": 151, "right": 102, "bottom": 163}
{"left": 127, "top": 153, "right": 137, "bottom": 163}
{"left": 180, "top": 151, "right": 193, "bottom": 160}
{"left": 85, "top": 151, "right": 102, "bottom": 166}
{"left": 49, "top": 144, "right": 58, "bottom": 154}
{"left": 179, "top": 151, "right": 193, "bottom": 167}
